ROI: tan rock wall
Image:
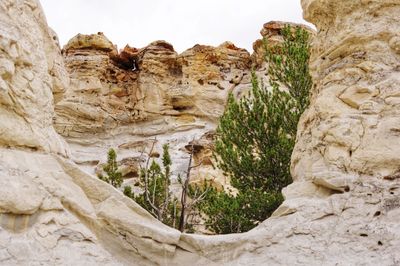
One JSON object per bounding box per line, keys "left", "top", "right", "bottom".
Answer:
{"left": 0, "top": 0, "right": 69, "bottom": 155}
{"left": 2, "top": 0, "right": 400, "bottom": 265}
{"left": 54, "top": 20, "right": 310, "bottom": 191}
{"left": 54, "top": 32, "right": 254, "bottom": 190}
{"left": 292, "top": 0, "right": 400, "bottom": 184}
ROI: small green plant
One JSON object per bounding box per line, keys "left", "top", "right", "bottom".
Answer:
{"left": 123, "top": 186, "right": 133, "bottom": 198}
{"left": 97, "top": 141, "right": 207, "bottom": 232}
{"left": 98, "top": 148, "right": 123, "bottom": 188}
{"left": 124, "top": 141, "right": 209, "bottom": 232}
{"left": 124, "top": 144, "right": 179, "bottom": 226}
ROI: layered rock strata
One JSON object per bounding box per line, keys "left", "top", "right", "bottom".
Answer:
{"left": 55, "top": 32, "right": 252, "bottom": 189}
{"left": 292, "top": 0, "right": 400, "bottom": 183}
{"left": 1, "top": 0, "right": 400, "bottom": 265}
{"left": 54, "top": 20, "right": 310, "bottom": 191}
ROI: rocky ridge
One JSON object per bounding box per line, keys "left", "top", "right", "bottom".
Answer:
{"left": 0, "top": 0, "right": 399, "bottom": 265}
{"left": 54, "top": 21, "right": 290, "bottom": 190}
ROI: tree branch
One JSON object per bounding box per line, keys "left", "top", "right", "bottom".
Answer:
{"left": 142, "top": 138, "right": 159, "bottom": 215}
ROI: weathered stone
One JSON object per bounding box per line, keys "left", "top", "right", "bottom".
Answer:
{"left": 2, "top": 0, "right": 400, "bottom": 265}
{"left": 292, "top": 0, "right": 400, "bottom": 181}
{"left": 54, "top": 29, "right": 253, "bottom": 188}
{"left": 0, "top": 0, "right": 69, "bottom": 156}
{"left": 64, "top": 32, "right": 116, "bottom": 53}
{"left": 184, "top": 131, "right": 229, "bottom": 191}
{"left": 252, "top": 21, "right": 315, "bottom": 69}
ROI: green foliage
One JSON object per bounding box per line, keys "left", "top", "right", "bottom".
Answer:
{"left": 215, "top": 74, "right": 296, "bottom": 192}
{"left": 95, "top": 144, "right": 202, "bottom": 232}
{"left": 123, "top": 186, "right": 133, "bottom": 198}
{"left": 125, "top": 144, "right": 182, "bottom": 229}
{"left": 266, "top": 25, "right": 312, "bottom": 116}
{"left": 197, "top": 187, "right": 283, "bottom": 234}
{"left": 99, "top": 143, "right": 205, "bottom": 232}
{"left": 202, "top": 25, "right": 311, "bottom": 234}
{"left": 99, "top": 148, "right": 123, "bottom": 188}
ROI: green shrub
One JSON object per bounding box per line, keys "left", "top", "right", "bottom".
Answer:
{"left": 201, "top": 25, "right": 311, "bottom": 234}
{"left": 197, "top": 186, "right": 283, "bottom": 234}
{"left": 97, "top": 143, "right": 206, "bottom": 232}
{"left": 98, "top": 148, "right": 123, "bottom": 188}
{"left": 125, "top": 144, "right": 181, "bottom": 227}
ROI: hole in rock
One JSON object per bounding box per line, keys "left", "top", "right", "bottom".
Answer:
{"left": 172, "top": 105, "right": 191, "bottom": 112}
{"left": 378, "top": 241, "right": 383, "bottom": 246}
{"left": 29, "top": 146, "right": 38, "bottom": 152}
{"left": 171, "top": 97, "right": 193, "bottom": 112}
{"left": 123, "top": 172, "right": 138, "bottom": 179}
{"left": 360, "top": 233, "right": 368, "bottom": 237}
{"left": 197, "top": 79, "right": 204, "bottom": 85}
{"left": 373, "top": 211, "right": 381, "bottom": 217}
{"left": 344, "top": 186, "right": 350, "bottom": 192}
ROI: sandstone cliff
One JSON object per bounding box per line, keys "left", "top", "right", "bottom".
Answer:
{"left": 55, "top": 31, "right": 255, "bottom": 190}
{"left": 0, "top": 0, "right": 400, "bottom": 265}
{"left": 54, "top": 21, "right": 294, "bottom": 191}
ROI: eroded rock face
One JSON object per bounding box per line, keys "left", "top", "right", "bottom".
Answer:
{"left": 56, "top": 33, "right": 143, "bottom": 138}
{"left": 0, "top": 2, "right": 194, "bottom": 265}
{"left": 252, "top": 21, "right": 314, "bottom": 69}
{"left": 55, "top": 31, "right": 253, "bottom": 190}
{"left": 292, "top": 0, "right": 400, "bottom": 182}
{"left": 175, "top": 42, "right": 251, "bottom": 117}
{"left": 184, "top": 131, "right": 230, "bottom": 192}
{"left": 2, "top": 0, "right": 400, "bottom": 265}
{"left": 0, "top": 0, "right": 69, "bottom": 155}
{"left": 57, "top": 34, "right": 252, "bottom": 133}
{"left": 55, "top": 21, "right": 310, "bottom": 192}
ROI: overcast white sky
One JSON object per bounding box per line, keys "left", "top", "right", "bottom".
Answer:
{"left": 40, "top": 0, "right": 312, "bottom": 53}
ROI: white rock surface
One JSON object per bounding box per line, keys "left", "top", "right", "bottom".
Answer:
{"left": 1, "top": 0, "right": 400, "bottom": 265}
{"left": 0, "top": 0, "right": 69, "bottom": 156}
{"left": 292, "top": 0, "right": 400, "bottom": 182}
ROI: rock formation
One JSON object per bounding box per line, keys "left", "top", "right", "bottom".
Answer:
{"left": 1, "top": 0, "right": 400, "bottom": 265}
{"left": 292, "top": 0, "right": 400, "bottom": 181}
{"left": 55, "top": 31, "right": 252, "bottom": 190}
{"left": 54, "top": 20, "right": 311, "bottom": 192}
{"left": 0, "top": 0, "right": 69, "bottom": 156}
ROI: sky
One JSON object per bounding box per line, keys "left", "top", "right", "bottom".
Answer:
{"left": 40, "top": 0, "right": 313, "bottom": 53}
